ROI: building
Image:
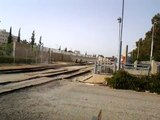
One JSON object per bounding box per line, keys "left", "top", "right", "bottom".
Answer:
{"left": 97, "top": 55, "right": 117, "bottom": 64}
{"left": 97, "top": 55, "right": 104, "bottom": 63}
{"left": 74, "top": 50, "right": 80, "bottom": 55}
{"left": 105, "top": 56, "right": 117, "bottom": 64}
{"left": 0, "top": 29, "right": 17, "bottom": 44}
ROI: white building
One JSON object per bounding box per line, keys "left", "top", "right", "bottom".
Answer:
{"left": 74, "top": 50, "right": 80, "bottom": 55}
{"left": 97, "top": 55, "right": 104, "bottom": 63}
{"left": 0, "top": 29, "right": 17, "bottom": 44}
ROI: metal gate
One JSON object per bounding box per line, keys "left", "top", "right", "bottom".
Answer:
{"left": 94, "top": 62, "right": 116, "bottom": 74}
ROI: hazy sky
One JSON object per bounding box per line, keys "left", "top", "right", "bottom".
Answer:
{"left": 0, "top": 0, "right": 160, "bottom": 57}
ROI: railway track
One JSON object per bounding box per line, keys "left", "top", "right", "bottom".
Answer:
{"left": 0, "top": 63, "right": 76, "bottom": 74}
{"left": 0, "top": 66, "right": 93, "bottom": 95}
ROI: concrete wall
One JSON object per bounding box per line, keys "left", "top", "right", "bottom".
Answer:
{"left": 151, "top": 60, "right": 160, "bottom": 74}
{"left": 124, "top": 69, "right": 149, "bottom": 76}
{"left": 123, "top": 61, "right": 150, "bottom": 76}
{"left": 123, "top": 60, "right": 160, "bottom": 76}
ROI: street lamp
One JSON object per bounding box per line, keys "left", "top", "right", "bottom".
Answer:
{"left": 117, "top": 17, "right": 122, "bottom": 70}
{"left": 117, "top": 0, "right": 125, "bottom": 70}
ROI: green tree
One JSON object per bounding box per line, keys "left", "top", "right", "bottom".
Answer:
{"left": 21, "top": 39, "right": 29, "bottom": 44}
{"left": 131, "top": 13, "right": 160, "bottom": 62}
{"left": 38, "top": 36, "right": 43, "bottom": 47}
{"left": 5, "top": 43, "right": 13, "bottom": 56}
{"left": 31, "top": 30, "right": 35, "bottom": 48}
{"left": 64, "top": 47, "right": 67, "bottom": 52}
{"left": 17, "top": 28, "right": 21, "bottom": 42}
{"left": 38, "top": 36, "right": 43, "bottom": 55}
{"left": 59, "top": 46, "right": 61, "bottom": 51}
{"left": 0, "top": 43, "right": 6, "bottom": 56}
{"left": 152, "top": 13, "right": 160, "bottom": 61}
{"left": 8, "top": 27, "right": 12, "bottom": 44}
{"left": 85, "top": 52, "right": 87, "bottom": 56}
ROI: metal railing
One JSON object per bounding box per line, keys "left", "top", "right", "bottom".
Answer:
{"left": 123, "top": 63, "right": 150, "bottom": 70}
{"left": 122, "top": 63, "right": 151, "bottom": 76}
{"left": 94, "top": 62, "right": 116, "bottom": 74}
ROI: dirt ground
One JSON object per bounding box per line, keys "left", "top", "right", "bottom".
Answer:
{"left": 84, "top": 74, "right": 112, "bottom": 84}
{"left": 0, "top": 80, "right": 160, "bottom": 120}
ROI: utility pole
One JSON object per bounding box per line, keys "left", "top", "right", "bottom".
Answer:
{"left": 117, "top": 0, "right": 125, "bottom": 70}
{"left": 125, "top": 45, "right": 128, "bottom": 63}
{"left": 150, "top": 21, "right": 156, "bottom": 62}
{"left": 118, "top": 17, "right": 122, "bottom": 70}
{"left": 137, "top": 40, "right": 140, "bottom": 60}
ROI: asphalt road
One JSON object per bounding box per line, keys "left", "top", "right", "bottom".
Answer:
{"left": 0, "top": 80, "right": 160, "bottom": 120}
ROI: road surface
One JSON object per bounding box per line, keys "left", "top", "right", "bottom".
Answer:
{"left": 0, "top": 80, "right": 160, "bottom": 120}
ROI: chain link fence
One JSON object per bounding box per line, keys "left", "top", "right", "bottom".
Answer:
{"left": 0, "top": 42, "right": 97, "bottom": 64}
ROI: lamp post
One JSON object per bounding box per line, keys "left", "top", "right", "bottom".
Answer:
{"left": 117, "top": 17, "right": 122, "bottom": 70}
{"left": 117, "top": 0, "right": 125, "bottom": 70}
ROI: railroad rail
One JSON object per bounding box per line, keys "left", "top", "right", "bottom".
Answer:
{"left": 0, "top": 66, "right": 93, "bottom": 95}
{"left": 0, "top": 63, "right": 76, "bottom": 74}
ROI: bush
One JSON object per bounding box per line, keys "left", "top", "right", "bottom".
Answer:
{"left": 149, "top": 74, "right": 160, "bottom": 94}
{"left": 107, "top": 70, "right": 135, "bottom": 89}
{"left": 106, "top": 70, "right": 160, "bottom": 94}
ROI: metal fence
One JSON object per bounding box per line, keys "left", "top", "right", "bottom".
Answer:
{"left": 94, "top": 62, "right": 116, "bottom": 74}
{"left": 0, "top": 42, "right": 97, "bottom": 64}
{"left": 122, "top": 63, "right": 150, "bottom": 76}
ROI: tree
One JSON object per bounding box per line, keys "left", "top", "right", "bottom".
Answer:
{"left": 152, "top": 13, "right": 160, "bottom": 61}
{"left": 131, "top": 13, "right": 160, "bottom": 62}
{"left": 85, "top": 52, "right": 87, "bottom": 56}
{"left": 38, "top": 36, "right": 43, "bottom": 47}
{"left": 38, "top": 36, "right": 43, "bottom": 55}
{"left": 21, "top": 39, "right": 29, "bottom": 44}
{"left": 59, "top": 46, "right": 61, "bottom": 51}
{"left": 17, "top": 28, "right": 21, "bottom": 42}
{"left": 64, "top": 47, "right": 67, "bottom": 52}
{"left": 31, "top": 30, "right": 35, "bottom": 48}
{"left": 8, "top": 27, "right": 12, "bottom": 44}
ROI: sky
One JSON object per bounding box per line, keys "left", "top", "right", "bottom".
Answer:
{"left": 0, "top": 0, "right": 160, "bottom": 57}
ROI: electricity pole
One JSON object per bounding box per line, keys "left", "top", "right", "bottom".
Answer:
{"left": 118, "top": 0, "right": 125, "bottom": 70}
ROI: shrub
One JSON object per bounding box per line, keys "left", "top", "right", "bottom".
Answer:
{"left": 106, "top": 70, "right": 160, "bottom": 94}
{"left": 149, "top": 73, "right": 160, "bottom": 94}
{"left": 107, "top": 70, "right": 135, "bottom": 89}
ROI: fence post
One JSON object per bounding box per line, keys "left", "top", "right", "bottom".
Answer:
{"left": 94, "top": 62, "right": 97, "bottom": 74}
{"left": 25, "top": 49, "right": 28, "bottom": 64}
{"left": 41, "top": 46, "right": 43, "bottom": 64}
